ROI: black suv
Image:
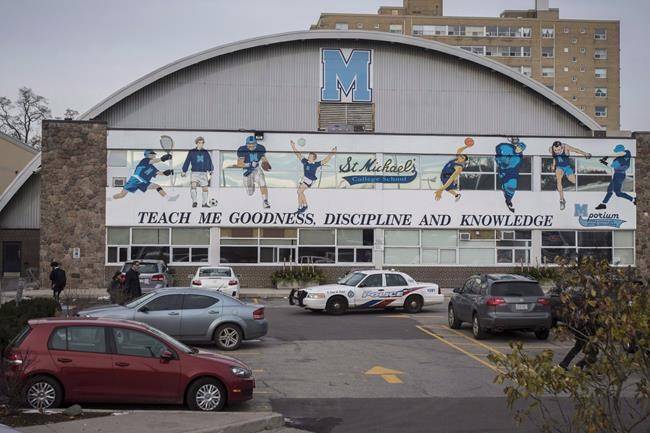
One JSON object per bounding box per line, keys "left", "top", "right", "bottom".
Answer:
{"left": 448, "top": 274, "right": 552, "bottom": 340}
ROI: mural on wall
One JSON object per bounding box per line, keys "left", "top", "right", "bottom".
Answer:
{"left": 495, "top": 137, "right": 526, "bottom": 213}
{"left": 596, "top": 144, "right": 635, "bottom": 210}
{"left": 234, "top": 136, "right": 272, "bottom": 208}
{"left": 433, "top": 137, "right": 473, "bottom": 202}
{"left": 110, "top": 149, "right": 177, "bottom": 201}
{"left": 549, "top": 141, "right": 592, "bottom": 210}
{"left": 180, "top": 136, "right": 214, "bottom": 208}
{"left": 290, "top": 139, "right": 337, "bottom": 214}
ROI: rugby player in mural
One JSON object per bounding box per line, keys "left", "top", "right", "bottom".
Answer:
{"left": 290, "top": 140, "right": 337, "bottom": 213}
{"left": 180, "top": 136, "right": 214, "bottom": 208}
{"left": 549, "top": 141, "right": 592, "bottom": 210}
{"left": 495, "top": 137, "right": 526, "bottom": 213}
{"left": 434, "top": 137, "right": 474, "bottom": 202}
{"left": 595, "top": 144, "right": 636, "bottom": 210}
{"left": 236, "top": 136, "right": 272, "bottom": 209}
{"left": 112, "top": 150, "right": 177, "bottom": 201}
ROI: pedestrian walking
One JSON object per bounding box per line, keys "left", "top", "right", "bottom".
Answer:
{"left": 559, "top": 292, "right": 598, "bottom": 370}
{"left": 124, "top": 261, "right": 142, "bottom": 301}
{"left": 49, "top": 261, "right": 66, "bottom": 302}
{"left": 108, "top": 271, "right": 126, "bottom": 304}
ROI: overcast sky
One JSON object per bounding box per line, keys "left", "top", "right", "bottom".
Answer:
{"left": 1, "top": 0, "right": 648, "bottom": 130}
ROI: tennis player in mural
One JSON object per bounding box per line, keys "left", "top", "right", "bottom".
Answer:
{"left": 595, "top": 144, "right": 636, "bottom": 210}
{"left": 290, "top": 140, "right": 337, "bottom": 213}
{"left": 180, "top": 136, "right": 214, "bottom": 208}
{"left": 434, "top": 137, "right": 474, "bottom": 202}
{"left": 495, "top": 137, "right": 526, "bottom": 213}
{"left": 549, "top": 141, "right": 592, "bottom": 210}
{"left": 236, "top": 136, "right": 272, "bottom": 209}
{"left": 112, "top": 150, "right": 178, "bottom": 201}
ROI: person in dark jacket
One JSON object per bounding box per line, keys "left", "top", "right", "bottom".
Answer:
{"left": 181, "top": 136, "right": 214, "bottom": 208}
{"left": 49, "top": 261, "right": 66, "bottom": 302}
{"left": 559, "top": 292, "right": 598, "bottom": 370}
{"left": 124, "top": 262, "right": 142, "bottom": 301}
{"left": 108, "top": 271, "right": 126, "bottom": 304}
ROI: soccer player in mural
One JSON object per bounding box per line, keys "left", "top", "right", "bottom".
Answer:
{"left": 289, "top": 140, "right": 337, "bottom": 213}
{"left": 595, "top": 144, "right": 636, "bottom": 210}
{"left": 236, "top": 136, "right": 272, "bottom": 209}
{"left": 112, "top": 150, "right": 177, "bottom": 201}
{"left": 434, "top": 137, "right": 474, "bottom": 202}
{"left": 549, "top": 141, "right": 592, "bottom": 210}
{"left": 495, "top": 137, "right": 527, "bottom": 213}
{"left": 180, "top": 136, "right": 214, "bottom": 208}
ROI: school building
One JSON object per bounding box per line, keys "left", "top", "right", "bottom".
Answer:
{"left": 1, "top": 30, "right": 647, "bottom": 289}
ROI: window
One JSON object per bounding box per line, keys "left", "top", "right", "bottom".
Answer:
{"left": 199, "top": 267, "right": 232, "bottom": 278}
{"left": 541, "top": 28, "right": 554, "bottom": 38}
{"left": 497, "top": 231, "right": 532, "bottom": 264}
{"left": 336, "top": 229, "right": 373, "bottom": 263}
{"left": 335, "top": 23, "right": 348, "bottom": 30}
{"left": 595, "top": 106, "right": 607, "bottom": 117}
{"left": 108, "top": 227, "right": 208, "bottom": 265}
{"left": 594, "top": 49, "right": 607, "bottom": 60}
{"left": 542, "top": 67, "right": 555, "bottom": 77}
{"left": 563, "top": 47, "right": 569, "bottom": 53}
{"left": 580, "top": 28, "right": 587, "bottom": 34}
{"left": 542, "top": 231, "right": 634, "bottom": 265}
{"left": 563, "top": 86, "right": 569, "bottom": 92}
{"left": 541, "top": 156, "right": 634, "bottom": 193}
{"left": 107, "top": 150, "right": 127, "bottom": 167}
{"left": 49, "top": 327, "right": 107, "bottom": 354}
{"left": 580, "top": 47, "right": 586, "bottom": 54}
{"left": 546, "top": 85, "right": 554, "bottom": 91}
{"left": 572, "top": 57, "right": 577, "bottom": 63}
{"left": 356, "top": 23, "right": 363, "bottom": 29}
{"left": 183, "top": 294, "right": 217, "bottom": 310}
{"left": 112, "top": 328, "right": 170, "bottom": 358}
{"left": 580, "top": 86, "right": 585, "bottom": 92}
{"left": 572, "top": 96, "right": 577, "bottom": 101}
{"left": 595, "top": 68, "right": 607, "bottom": 78}
{"left": 541, "top": 47, "right": 554, "bottom": 58}
{"left": 171, "top": 228, "right": 209, "bottom": 263}
{"left": 465, "top": 26, "right": 485, "bottom": 37}
{"left": 360, "top": 274, "right": 383, "bottom": 287}
{"left": 107, "top": 227, "right": 129, "bottom": 264}
{"left": 385, "top": 274, "right": 408, "bottom": 286}
{"left": 485, "top": 26, "right": 498, "bottom": 37}
{"left": 460, "top": 46, "right": 485, "bottom": 56}
{"left": 594, "top": 28, "right": 607, "bottom": 40}
{"left": 595, "top": 87, "right": 608, "bottom": 97}
{"left": 447, "top": 25, "right": 466, "bottom": 36}
{"left": 413, "top": 25, "right": 446, "bottom": 36}
{"left": 563, "top": 67, "right": 569, "bottom": 72}
{"left": 580, "top": 66, "right": 586, "bottom": 73}
{"left": 144, "top": 294, "right": 182, "bottom": 311}
{"left": 572, "top": 75, "right": 577, "bottom": 82}
{"left": 521, "top": 66, "right": 532, "bottom": 77}
{"left": 563, "top": 27, "right": 570, "bottom": 34}
{"left": 389, "top": 24, "right": 402, "bottom": 34}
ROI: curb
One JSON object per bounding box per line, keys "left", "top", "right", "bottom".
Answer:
{"left": 218, "top": 413, "right": 284, "bottom": 433}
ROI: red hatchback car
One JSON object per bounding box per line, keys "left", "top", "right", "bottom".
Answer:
{"left": 3, "top": 317, "right": 255, "bottom": 411}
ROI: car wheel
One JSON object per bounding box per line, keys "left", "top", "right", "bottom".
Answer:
{"left": 187, "top": 378, "right": 226, "bottom": 411}
{"left": 472, "top": 313, "right": 487, "bottom": 340}
{"left": 403, "top": 295, "right": 423, "bottom": 314}
{"left": 23, "top": 376, "right": 63, "bottom": 409}
{"left": 326, "top": 296, "right": 348, "bottom": 315}
{"left": 214, "top": 324, "right": 242, "bottom": 351}
{"left": 535, "top": 329, "right": 550, "bottom": 340}
{"left": 448, "top": 304, "right": 462, "bottom": 329}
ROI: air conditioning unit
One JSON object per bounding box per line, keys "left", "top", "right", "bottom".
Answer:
{"left": 459, "top": 232, "right": 471, "bottom": 241}
{"left": 501, "top": 231, "right": 515, "bottom": 240}
{"left": 353, "top": 124, "right": 366, "bottom": 132}
{"left": 113, "top": 177, "right": 126, "bottom": 187}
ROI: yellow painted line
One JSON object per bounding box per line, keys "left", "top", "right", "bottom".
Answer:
{"left": 253, "top": 369, "right": 265, "bottom": 373}
{"left": 416, "top": 325, "right": 502, "bottom": 373}
{"left": 233, "top": 352, "right": 261, "bottom": 355}
{"left": 434, "top": 325, "right": 505, "bottom": 356}
{"left": 365, "top": 366, "right": 405, "bottom": 384}
{"left": 381, "top": 374, "right": 403, "bottom": 384}
{"left": 254, "top": 391, "right": 274, "bottom": 394}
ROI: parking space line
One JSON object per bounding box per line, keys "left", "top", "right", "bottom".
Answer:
{"left": 434, "top": 325, "right": 505, "bottom": 356}
{"left": 416, "top": 325, "right": 502, "bottom": 373}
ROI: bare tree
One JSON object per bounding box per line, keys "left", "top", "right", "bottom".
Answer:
{"left": 63, "top": 108, "right": 79, "bottom": 120}
{"left": 0, "top": 87, "right": 52, "bottom": 150}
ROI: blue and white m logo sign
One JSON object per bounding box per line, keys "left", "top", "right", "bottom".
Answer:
{"left": 320, "top": 48, "right": 373, "bottom": 103}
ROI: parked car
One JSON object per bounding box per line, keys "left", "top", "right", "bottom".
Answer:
{"left": 78, "top": 288, "right": 267, "bottom": 350}
{"left": 120, "top": 260, "right": 172, "bottom": 292}
{"left": 3, "top": 317, "right": 254, "bottom": 411}
{"left": 448, "top": 274, "right": 552, "bottom": 340}
{"left": 191, "top": 267, "right": 240, "bottom": 298}
{"left": 293, "top": 270, "right": 443, "bottom": 315}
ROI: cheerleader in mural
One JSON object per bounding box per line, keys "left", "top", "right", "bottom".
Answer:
{"left": 290, "top": 140, "right": 337, "bottom": 213}
{"left": 434, "top": 137, "right": 474, "bottom": 202}
{"left": 549, "top": 141, "right": 592, "bottom": 210}
{"left": 495, "top": 137, "right": 526, "bottom": 213}
{"left": 595, "top": 144, "right": 636, "bottom": 210}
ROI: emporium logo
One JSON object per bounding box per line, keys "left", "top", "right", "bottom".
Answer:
{"left": 574, "top": 203, "right": 626, "bottom": 228}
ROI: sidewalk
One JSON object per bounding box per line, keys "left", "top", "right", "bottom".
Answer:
{"left": 18, "top": 411, "right": 288, "bottom": 433}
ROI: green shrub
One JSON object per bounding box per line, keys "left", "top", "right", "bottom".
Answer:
{"left": 271, "top": 266, "right": 326, "bottom": 285}
{"left": 0, "top": 298, "right": 59, "bottom": 354}
{"left": 512, "top": 265, "right": 559, "bottom": 281}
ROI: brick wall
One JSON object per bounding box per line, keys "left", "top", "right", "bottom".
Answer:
{"left": 633, "top": 132, "right": 649, "bottom": 276}
{"left": 40, "top": 120, "right": 107, "bottom": 289}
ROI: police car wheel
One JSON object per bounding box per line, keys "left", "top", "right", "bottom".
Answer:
{"left": 403, "top": 295, "right": 423, "bottom": 314}
{"left": 326, "top": 296, "right": 348, "bottom": 315}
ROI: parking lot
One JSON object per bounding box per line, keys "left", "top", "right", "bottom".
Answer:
{"left": 205, "top": 297, "right": 577, "bottom": 433}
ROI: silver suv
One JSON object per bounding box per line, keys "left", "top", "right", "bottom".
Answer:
{"left": 120, "top": 260, "right": 172, "bottom": 292}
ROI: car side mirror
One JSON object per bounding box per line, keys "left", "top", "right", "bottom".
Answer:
{"left": 453, "top": 288, "right": 461, "bottom": 294}
{"left": 139, "top": 306, "right": 149, "bottom": 313}
{"left": 160, "top": 350, "right": 174, "bottom": 361}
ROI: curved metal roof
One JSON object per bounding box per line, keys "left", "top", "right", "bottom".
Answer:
{"left": 80, "top": 30, "right": 602, "bottom": 131}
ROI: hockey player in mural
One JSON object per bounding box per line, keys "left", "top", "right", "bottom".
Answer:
{"left": 495, "top": 137, "right": 526, "bottom": 213}
{"left": 549, "top": 141, "right": 592, "bottom": 210}
{"left": 289, "top": 140, "right": 337, "bottom": 213}
{"left": 236, "top": 136, "right": 272, "bottom": 209}
{"left": 181, "top": 136, "right": 214, "bottom": 208}
{"left": 595, "top": 144, "right": 636, "bottom": 210}
{"left": 434, "top": 137, "right": 473, "bottom": 202}
{"left": 112, "top": 150, "right": 177, "bottom": 201}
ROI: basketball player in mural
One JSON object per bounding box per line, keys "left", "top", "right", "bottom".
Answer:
{"left": 289, "top": 140, "right": 337, "bottom": 213}
{"left": 549, "top": 141, "right": 592, "bottom": 210}
{"left": 495, "top": 137, "right": 526, "bottom": 213}
{"left": 181, "top": 136, "right": 214, "bottom": 208}
{"left": 434, "top": 137, "right": 474, "bottom": 202}
{"left": 595, "top": 144, "right": 636, "bottom": 210}
{"left": 236, "top": 136, "right": 272, "bottom": 208}
{"left": 112, "top": 150, "right": 178, "bottom": 201}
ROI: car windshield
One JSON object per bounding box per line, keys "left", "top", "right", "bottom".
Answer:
{"left": 143, "top": 323, "right": 195, "bottom": 354}
{"left": 123, "top": 263, "right": 159, "bottom": 274}
{"left": 491, "top": 282, "right": 544, "bottom": 297}
{"left": 199, "top": 268, "right": 231, "bottom": 278}
{"left": 338, "top": 272, "right": 367, "bottom": 286}
{"left": 125, "top": 292, "right": 157, "bottom": 308}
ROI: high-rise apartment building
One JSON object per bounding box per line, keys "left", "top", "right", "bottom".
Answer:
{"left": 311, "top": 0, "right": 620, "bottom": 130}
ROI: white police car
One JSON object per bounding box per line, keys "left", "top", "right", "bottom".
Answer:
{"left": 293, "top": 270, "right": 443, "bottom": 315}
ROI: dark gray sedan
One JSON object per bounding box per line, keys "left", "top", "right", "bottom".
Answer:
{"left": 78, "top": 288, "right": 268, "bottom": 350}
{"left": 448, "top": 274, "right": 552, "bottom": 340}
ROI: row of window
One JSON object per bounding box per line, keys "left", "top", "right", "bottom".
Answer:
{"left": 107, "top": 227, "right": 210, "bottom": 264}
{"left": 106, "top": 227, "right": 635, "bottom": 267}
{"left": 460, "top": 45, "right": 608, "bottom": 60}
